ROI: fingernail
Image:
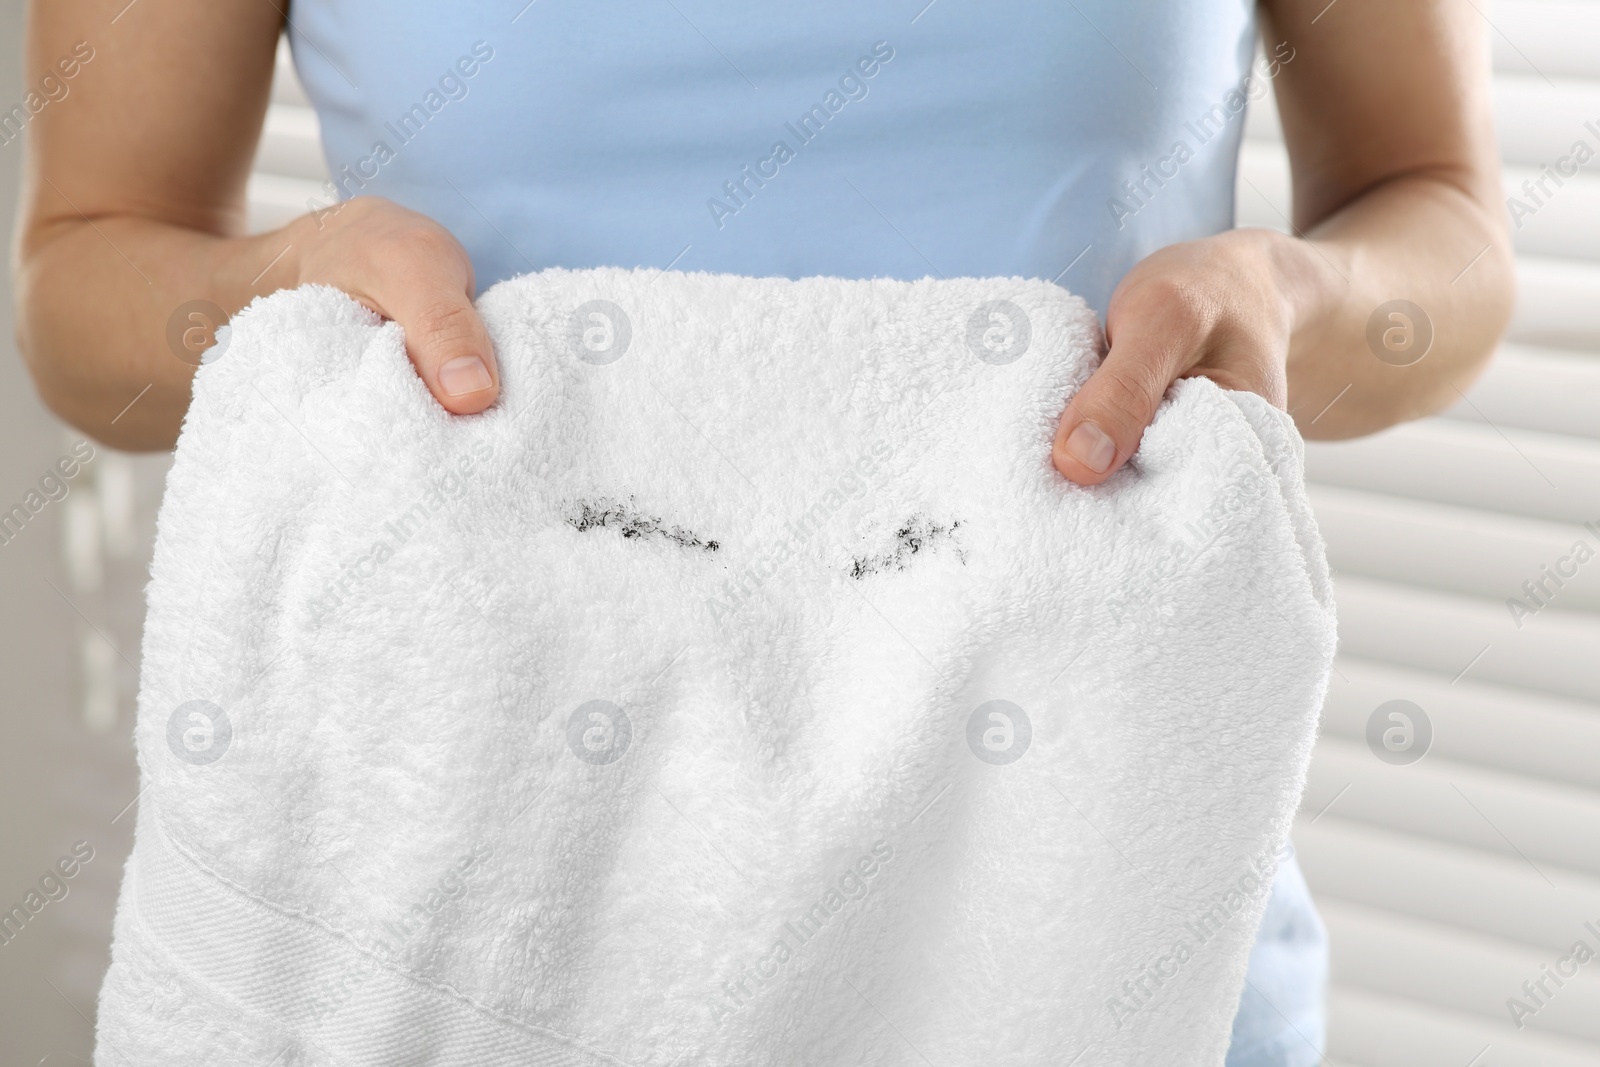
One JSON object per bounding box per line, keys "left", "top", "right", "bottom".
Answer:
{"left": 1065, "top": 420, "right": 1116, "bottom": 474}
{"left": 439, "top": 355, "right": 492, "bottom": 396}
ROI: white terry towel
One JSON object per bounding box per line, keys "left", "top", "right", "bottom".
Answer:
{"left": 98, "top": 267, "right": 1336, "bottom": 1067}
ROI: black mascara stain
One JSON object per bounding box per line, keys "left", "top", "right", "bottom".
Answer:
{"left": 566, "top": 498, "right": 720, "bottom": 552}
{"left": 850, "top": 515, "right": 965, "bottom": 578}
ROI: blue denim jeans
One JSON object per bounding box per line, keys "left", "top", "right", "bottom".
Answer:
{"left": 1225, "top": 846, "right": 1329, "bottom": 1067}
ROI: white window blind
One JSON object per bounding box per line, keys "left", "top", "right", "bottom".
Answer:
{"left": 1240, "top": 2, "right": 1600, "bottom": 1063}
{"left": 248, "top": 9, "right": 1600, "bottom": 1060}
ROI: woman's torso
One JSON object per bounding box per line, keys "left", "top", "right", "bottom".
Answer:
{"left": 286, "top": 0, "right": 1259, "bottom": 317}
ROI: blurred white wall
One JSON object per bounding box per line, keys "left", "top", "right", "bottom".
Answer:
{"left": 0, "top": 0, "right": 150, "bottom": 1060}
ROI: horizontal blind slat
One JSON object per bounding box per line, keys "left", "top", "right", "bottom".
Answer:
{"left": 1305, "top": 419, "right": 1600, "bottom": 526}
{"left": 1490, "top": 0, "right": 1600, "bottom": 81}
{"left": 1443, "top": 342, "right": 1600, "bottom": 439}
{"left": 1303, "top": 735, "right": 1600, "bottom": 878}
{"left": 1318, "top": 656, "right": 1600, "bottom": 791}
{"left": 1330, "top": 984, "right": 1600, "bottom": 1067}
{"left": 1320, "top": 898, "right": 1600, "bottom": 1044}
{"left": 1331, "top": 574, "right": 1600, "bottom": 704}
{"left": 1309, "top": 485, "right": 1600, "bottom": 611}
{"left": 1295, "top": 816, "right": 1600, "bottom": 954}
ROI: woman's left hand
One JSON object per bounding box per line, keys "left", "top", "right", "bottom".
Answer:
{"left": 1054, "top": 0, "right": 1521, "bottom": 485}
{"left": 1052, "top": 227, "right": 1294, "bottom": 484}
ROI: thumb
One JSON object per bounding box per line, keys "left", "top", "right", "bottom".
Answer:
{"left": 1052, "top": 341, "right": 1176, "bottom": 485}
{"left": 386, "top": 278, "right": 500, "bottom": 415}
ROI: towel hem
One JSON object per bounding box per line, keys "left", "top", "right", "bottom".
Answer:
{"left": 129, "top": 808, "right": 637, "bottom": 1067}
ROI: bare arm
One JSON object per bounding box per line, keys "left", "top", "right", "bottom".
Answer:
{"left": 1053, "top": 0, "right": 1514, "bottom": 482}
{"left": 12, "top": 0, "right": 499, "bottom": 452}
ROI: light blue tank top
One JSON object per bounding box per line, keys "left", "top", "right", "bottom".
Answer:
{"left": 285, "top": 0, "right": 1259, "bottom": 318}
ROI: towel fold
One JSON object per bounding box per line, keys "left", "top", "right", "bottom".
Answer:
{"left": 97, "top": 267, "right": 1336, "bottom": 1067}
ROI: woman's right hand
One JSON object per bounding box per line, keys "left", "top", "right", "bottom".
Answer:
{"left": 15, "top": 0, "right": 501, "bottom": 450}
{"left": 287, "top": 196, "right": 500, "bottom": 415}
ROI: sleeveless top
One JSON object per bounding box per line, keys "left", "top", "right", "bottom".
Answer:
{"left": 284, "top": 0, "right": 1262, "bottom": 318}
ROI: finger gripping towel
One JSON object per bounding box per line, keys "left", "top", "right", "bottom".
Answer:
{"left": 98, "top": 268, "right": 1337, "bottom": 1067}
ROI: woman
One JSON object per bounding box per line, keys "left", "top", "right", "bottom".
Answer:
{"left": 12, "top": 1, "right": 1513, "bottom": 1062}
